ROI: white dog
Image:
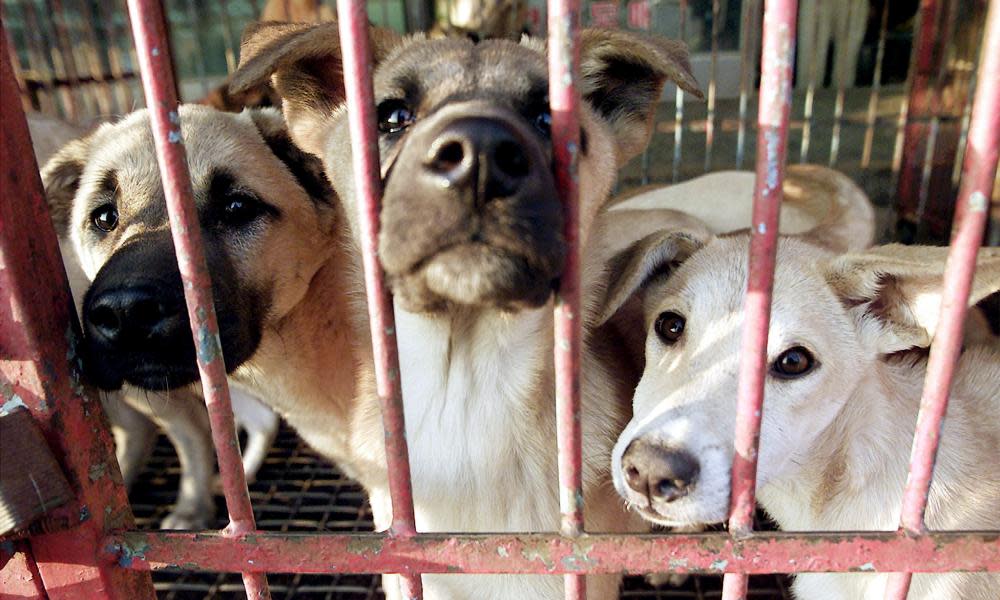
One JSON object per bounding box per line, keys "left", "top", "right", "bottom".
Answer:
{"left": 601, "top": 219, "right": 1000, "bottom": 598}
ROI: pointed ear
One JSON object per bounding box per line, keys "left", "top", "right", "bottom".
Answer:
{"left": 579, "top": 29, "right": 702, "bottom": 165}
{"left": 40, "top": 137, "right": 91, "bottom": 237}
{"left": 231, "top": 20, "right": 403, "bottom": 155}
{"left": 823, "top": 245, "right": 1000, "bottom": 354}
{"left": 245, "top": 108, "right": 334, "bottom": 204}
{"left": 597, "top": 229, "right": 707, "bottom": 326}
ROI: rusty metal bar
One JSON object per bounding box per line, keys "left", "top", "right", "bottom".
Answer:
{"left": 124, "top": 2, "right": 270, "bottom": 599}
{"left": 736, "top": 0, "right": 761, "bottom": 169}
{"left": 862, "top": 0, "right": 891, "bottom": 169}
{"left": 886, "top": 1, "right": 1000, "bottom": 596}
{"left": 0, "top": 24, "right": 154, "bottom": 600}
{"left": 45, "top": 0, "right": 89, "bottom": 117}
{"left": 0, "top": 542, "right": 47, "bottom": 600}
{"left": 828, "top": 0, "right": 856, "bottom": 167}
{"left": 104, "top": 530, "right": 1000, "bottom": 574}
{"left": 798, "top": 0, "right": 821, "bottom": 163}
{"left": 21, "top": 1, "right": 67, "bottom": 118}
{"left": 97, "top": 0, "right": 137, "bottom": 112}
{"left": 548, "top": 0, "right": 585, "bottom": 596}
{"left": 722, "top": 0, "right": 797, "bottom": 597}
{"left": 4, "top": 21, "right": 32, "bottom": 113}
{"left": 704, "top": 0, "right": 720, "bottom": 172}
{"left": 672, "top": 0, "right": 688, "bottom": 182}
{"left": 334, "top": 0, "right": 423, "bottom": 597}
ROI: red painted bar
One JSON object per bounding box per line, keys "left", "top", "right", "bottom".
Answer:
{"left": 104, "top": 530, "right": 1000, "bottom": 575}
{"left": 0, "top": 25, "right": 154, "bottom": 600}
{"left": 547, "top": 0, "right": 585, "bottom": 596}
{"left": 886, "top": 2, "right": 1000, "bottom": 598}
{"left": 723, "top": 0, "right": 797, "bottom": 597}
{"left": 335, "top": 0, "right": 422, "bottom": 597}
{"left": 124, "top": 2, "right": 270, "bottom": 598}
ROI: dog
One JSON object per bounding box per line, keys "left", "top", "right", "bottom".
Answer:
{"left": 600, "top": 212, "right": 1000, "bottom": 596}
{"left": 224, "top": 19, "right": 889, "bottom": 599}
{"left": 37, "top": 106, "right": 317, "bottom": 528}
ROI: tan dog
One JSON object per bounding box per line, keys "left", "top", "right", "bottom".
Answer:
{"left": 39, "top": 106, "right": 333, "bottom": 527}
{"left": 230, "top": 20, "right": 704, "bottom": 600}
{"left": 601, "top": 220, "right": 1000, "bottom": 597}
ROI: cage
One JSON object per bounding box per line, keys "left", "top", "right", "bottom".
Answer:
{"left": 1, "top": 1, "right": 998, "bottom": 600}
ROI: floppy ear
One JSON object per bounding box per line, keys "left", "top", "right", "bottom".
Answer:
{"left": 579, "top": 29, "right": 702, "bottom": 165}
{"left": 231, "top": 20, "right": 402, "bottom": 155}
{"left": 597, "top": 229, "right": 707, "bottom": 326}
{"left": 246, "top": 108, "right": 334, "bottom": 204}
{"left": 823, "top": 245, "right": 1000, "bottom": 354}
{"left": 40, "top": 138, "right": 91, "bottom": 237}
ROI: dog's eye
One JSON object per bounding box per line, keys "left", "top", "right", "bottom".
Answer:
{"left": 771, "top": 346, "right": 817, "bottom": 379}
{"left": 377, "top": 100, "right": 415, "bottom": 134}
{"left": 533, "top": 110, "right": 552, "bottom": 136}
{"left": 654, "top": 311, "right": 685, "bottom": 344}
{"left": 91, "top": 204, "right": 119, "bottom": 233}
{"left": 220, "top": 193, "right": 267, "bottom": 227}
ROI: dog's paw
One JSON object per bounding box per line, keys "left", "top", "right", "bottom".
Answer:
{"left": 645, "top": 572, "right": 689, "bottom": 588}
{"left": 160, "top": 507, "right": 213, "bottom": 530}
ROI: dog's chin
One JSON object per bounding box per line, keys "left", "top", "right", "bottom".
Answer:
{"left": 389, "top": 243, "right": 559, "bottom": 313}
{"left": 625, "top": 495, "right": 729, "bottom": 529}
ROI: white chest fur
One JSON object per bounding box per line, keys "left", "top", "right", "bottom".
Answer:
{"left": 394, "top": 303, "right": 560, "bottom": 533}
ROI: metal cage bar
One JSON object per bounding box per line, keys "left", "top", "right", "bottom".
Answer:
{"left": 123, "top": 2, "right": 271, "bottom": 598}
{"left": 547, "top": 0, "right": 585, "bottom": 597}
{"left": 886, "top": 1, "right": 1000, "bottom": 597}
{"left": 334, "top": 0, "right": 423, "bottom": 597}
{"left": 722, "top": 0, "right": 797, "bottom": 598}
{"left": 0, "top": 22, "right": 155, "bottom": 600}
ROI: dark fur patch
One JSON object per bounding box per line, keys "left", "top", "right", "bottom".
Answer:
{"left": 258, "top": 129, "right": 334, "bottom": 204}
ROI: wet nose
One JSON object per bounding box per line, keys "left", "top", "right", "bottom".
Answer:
{"left": 424, "top": 117, "right": 531, "bottom": 200}
{"left": 85, "top": 286, "right": 178, "bottom": 348}
{"left": 621, "top": 438, "right": 700, "bottom": 503}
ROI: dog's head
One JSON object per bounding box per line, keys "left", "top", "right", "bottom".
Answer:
{"left": 42, "top": 105, "right": 336, "bottom": 390}
{"left": 597, "top": 232, "right": 1000, "bottom": 527}
{"left": 232, "top": 22, "right": 701, "bottom": 313}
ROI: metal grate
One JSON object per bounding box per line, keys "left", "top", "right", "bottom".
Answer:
{"left": 130, "top": 426, "right": 794, "bottom": 600}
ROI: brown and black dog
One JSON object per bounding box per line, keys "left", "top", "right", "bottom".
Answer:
{"left": 229, "top": 21, "right": 702, "bottom": 599}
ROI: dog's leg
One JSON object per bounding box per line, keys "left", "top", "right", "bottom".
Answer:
{"left": 103, "top": 392, "right": 157, "bottom": 489}
{"left": 230, "top": 385, "right": 279, "bottom": 482}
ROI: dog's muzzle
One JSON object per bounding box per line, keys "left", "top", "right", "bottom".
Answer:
{"left": 378, "top": 101, "right": 564, "bottom": 313}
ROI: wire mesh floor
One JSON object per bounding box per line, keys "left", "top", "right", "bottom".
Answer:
{"left": 129, "top": 425, "right": 793, "bottom": 599}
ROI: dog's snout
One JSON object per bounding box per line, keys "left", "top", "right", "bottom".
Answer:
{"left": 622, "top": 439, "right": 700, "bottom": 503}
{"left": 86, "top": 287, "right": 177, "bottom": 346}
{"left": 424, "top": 118, "right": 531, "bottom": 200}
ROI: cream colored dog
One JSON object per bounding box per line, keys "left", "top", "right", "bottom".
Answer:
{"left": 602, "top": 217, "right": 1000, "bottom": 597}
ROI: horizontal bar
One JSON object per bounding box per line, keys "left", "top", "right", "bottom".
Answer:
{"left": 104, "top": 531, "right": 1000, "bottom": 575}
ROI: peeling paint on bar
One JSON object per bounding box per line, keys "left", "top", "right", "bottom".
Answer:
{"left": 886, "top": 3, "right": 1000, "bottom": 598}
{"left": 723, "top": 2, "right": 797, "bottom": 599}
{"left": 124, "top": 2, "right": 270, "bottom": 598}
{"left": 103, "top": 530, "right": 1000, "bottom": 574}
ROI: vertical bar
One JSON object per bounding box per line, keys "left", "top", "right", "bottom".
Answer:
{"left": 862, "top": 0, "right": 890, "bottom": 169}
{"left": 334, "top": 1, "right": 423, "bottom": 598}
{"left": 4, "top": 22, "right": 33, "bottom": 113}
{"left": 548, "top": 0, "right": 585, "bottom": 597}
{"left": 218, "top": 0, "right": 239, "bottom": 73}
{"left": 0, "top": 542, "right": 47, "bottom": 600}
{"left": 798, "top": 0, "right": 820, "bottom": 163}
{"left": 828, "top": 0, "right": 855, "bottom": 167}
{"left": 46, "top": 0, "right": 89, "bottom": 117}
{"left": 0, "top": 25, "right": 155, "bottom": 600}
{"left": 704, "top": 0, "right": 720, "bottom": 172}
{"left": 736, "top": 0, "right": 761, "bottom": 169}
{"left": 722, "top": 0, "right": 796, "bottom": 597}
{"left": 124, "top": 3, "right": 271, "bottom": 599}
{"left": 183, "top": 0, "right": 212, "bottom": 98}
{"left": 75, "top": 0, "right": 117, "bottom": 116}
{"left": 22, "top": 1, "right": 69, "bottom": 119}
{"left": 672, "top": 0, "right": 688, "bottom": 182}
{"left": 886, "top": 3, "right": 1000, "bottom": 597}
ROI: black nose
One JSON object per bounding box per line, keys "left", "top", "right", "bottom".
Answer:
{"left": 622, "top": 439, "right": 700, "bottom": 503}
{"left": 424, "top": 117, "right": 531, "bottom": 201}
{"left": 85, "top": 286, "right": 178, "bottom": 347}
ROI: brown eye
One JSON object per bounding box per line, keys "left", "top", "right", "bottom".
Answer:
{"left": 654, "top": 311, "right": 685, "bottom": 344}
{"left": 91, "top": 204, "right": 118, "bottom": 232}
{"left": 771, "top": 346, "right": 816, "bottom": 378}
{"left": 377, "top": 99, "right": 415, "bottom": 134}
